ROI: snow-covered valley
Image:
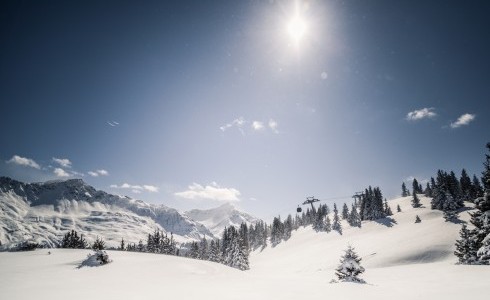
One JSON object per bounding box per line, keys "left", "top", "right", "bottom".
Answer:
{"left": 1, "top": 195, "right": 489, "bottom": 300}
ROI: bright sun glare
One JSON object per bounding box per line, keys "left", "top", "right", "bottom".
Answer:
{"left": 287, "top": 16, "right": 307, "bottom": 43}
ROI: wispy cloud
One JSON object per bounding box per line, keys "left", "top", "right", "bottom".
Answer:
{"left": 88, "top": 169, "right": 109, "bottom": 177}
{"left": 107, "top": 121, "right": 120, "bottom": 127}
{"left": 110, "top": 183, "right": 159, "bottom": 193}
{"left": 406, "top": 108, "right": 437, "bottom": 121}
{"left": 175, "top": 182, "right": 240, "bottom": 202}
{"left": 268, "top": 119, "right": 279, "bottom": 133}
{"left": 220, "top": 117, "right": 246, "bottom": 135}
{"left": 54, "top": 168, "right": 70, "bottom": 177}
{"left": 450, "top": 113, "right": 476, "bottom": 128}
{"left": 252, "top": 121, "right": 264, "bottom": 131}
{"left": 6, "top": 155, "right": 40, "bottom": 169}
{"left": 52, "top": 157, "right": 72, "bottom": 168}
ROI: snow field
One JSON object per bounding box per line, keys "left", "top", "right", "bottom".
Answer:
{"left": 1, "top": 195, "right": 489, "bottom": 300}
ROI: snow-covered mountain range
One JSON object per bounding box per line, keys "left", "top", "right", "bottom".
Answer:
{"left": 0, "top": 177, "right": 258, "bottom": 248}
{"left": 185, "top": 203, "right": 259, "bottom": 237}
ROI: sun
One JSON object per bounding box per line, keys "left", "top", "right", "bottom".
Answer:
{"left": 287, "top": 15, "right": 307, "bottom": 43}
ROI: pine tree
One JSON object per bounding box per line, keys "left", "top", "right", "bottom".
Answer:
{"left": 412, "top": 178, "right": 421, "bottom": 194}
{"left": 92, "top": 236, "right": 105, "bottom": 250}
{"left": 332, "top": 204, "right": 342, "bottom": 234}
{"left": 335, "top": 245, "right": 365, "bottom": 283}
{"left": 384, "top": 199, "right": 393, "bottom": 216}
{"left": 313, "top": 211, "right": 325, "bottom": 232}
{"left": 454, "top": 224, "right": 478, "bottom": 264}
{"left": 415, "top": 215, "right": 421, "bottom": 223}
{"left": 324, "top": 215, "right": 332, "bottom": 232}
{"left": 411, "top": 192, "right": 422, "bottom": 208}
{"left": 348, "top": 204, "right": 361, "bottom": 227}
{"left": 119, "top": 238, "right": 125, "bottom": 251}
{"left": 396, "top": 204, "right": 401, "bottom": 212}
{"left": 471, "top": 175, "right": 484, "bottom": 199}
{"left": 341, "top": 203, "right": 349, "bottom": 220}
{"left": 401, "top": 182, "right": 408, "bottom": 197}
{"left": 460, "top": 169, "right": 472, "bottom": 202}
{"left": 424, "top": 182, "right": 432, "bottom": 197}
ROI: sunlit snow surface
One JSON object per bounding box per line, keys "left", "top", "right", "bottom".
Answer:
{"left": 1, "top": 196, "right": 489, "bottom": 300}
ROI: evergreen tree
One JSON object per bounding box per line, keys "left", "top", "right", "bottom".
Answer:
{"left": 199, "top": 237, "right": 209, "bottom": 260}
{"left": 92, "top": 236, "right": 105, "bottom": 250}
{"left": 341, "top": 203, "right": 349, "bottom": 220}
{"left": 424, "top": 182, "right": 432, "bottom": 197}
{"left": 137, "top": 240, "right": 145, "bottom": 252}
{"left": 454, "top": 224, "right": 478, "bottom": 264}
{"left": 412, "top": 178, "right": 421, "bottom": 194}
{"left": 324, "top": 215, "right": 332, "bottom": 232}
{"left": 411, "top": 192, "right": 422, "bottom": 208}
{"left": 460, "top": 169, "right": 472, "bottom": 201}
{"left": 401, "top": 182, "right": 409, "bottom": 197}
{"left": 471, "top": 175, "right": 484, "bottom": 199}
{"left": 415, "top": 215, "right": 421, "bottom": 223}
{"left": 396, "top": 204, "right": 401, "bottom": 212}
{"left": 348, "top": 204, "right": 361, "bottom": 228}
{"left": 384, "top": 199, "right": 393, "bottom": 216}
{"left": 119, "top": 238, "right": 125, "bottom": 251}
{"left": 335, "top": 245, "right": 365, "bottom": 283}
{"left": 283, "top": 215, "right": 293, "bottom": 240}
{"left": 313, "top": 211, "right": 325, "bottom": 232}
{"left": 270, "top": 216, "right": 284, "bottom": 246}
{"left": 332, "top": 204, "right": 342, "bottom": 234}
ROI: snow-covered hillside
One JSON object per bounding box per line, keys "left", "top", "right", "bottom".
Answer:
{"left": 185, "top": 203, "right": 259, "bottom": 237}
{"left": 1, "top": 195, "right": 489, "bottom": 300}
{"left": 0, "top": 177, "right": 214, "bottom": 247}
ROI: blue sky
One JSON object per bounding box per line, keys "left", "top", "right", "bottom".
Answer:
{"left": 1, "top": 0, "right": 489, "bottom": 220}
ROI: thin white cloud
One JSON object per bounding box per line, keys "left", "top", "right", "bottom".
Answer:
{"left": 406, "top": 108, "right": 437, "bottom": 121}
{"left": 450, "top": 113, "right": 476, "bottom": 128}
{"left": 220, "top": 117, "right": 246, "bottom": 135}
{"left": 110, "top": 183, "right": 159, "bottom": 193}
{"left": 54, "top": 168, "right": 70, "bottom": 177}
{"left": 268, "top": 119, "right": 279, "bottom": 133}
{"left": 175, "top": 182, "right": 241, "bottom": 202}
{"left": 252, "top": 121, "right": 264, "bottom": 131}
{"left": 6, "top": 155, "right": 40, "bottom": 169}
{"left": 88, "top": 169, "right": 109, "bottom": 177}
{"left": 52, "top": 157, "right": 72, "bottom": 168}
{"left": 107, "top": 121, "right": 119, "bottom": 127}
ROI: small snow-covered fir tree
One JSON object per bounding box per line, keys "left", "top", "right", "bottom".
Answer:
{"left": 332, "top": 205, "right": 342, "bottom": 234}
{"left": 454, "top": 224, "right": 478, "bottom": 264}
{"left": 415, "top": 215, "right": 421, "bottom": 223}
{"left": 335, "top": 245, "right": 365, "bottom": 283}
{"left": 92, "top": 236, "right": 105, "bottom": 250}
{"left": 411, "top": 193, "right": 422, "bottom": 208}
{"left": 324, "top": 215, "right": 332, "bottom": 232}
{"left": 396, "top": 204, "right": 402, "bottom": 213}
{"left": 348, "top": 204, "right": 361, "bottom": 228}
{"left": 341, "top": 203, "right": 349, "bottom": 220}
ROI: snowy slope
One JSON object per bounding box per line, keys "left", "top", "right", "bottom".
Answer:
{"left": 185, "top": 203, "right": 259, "bottom": 237}
{"left": 0, "top": 177, "right": 213, "bottom": 247}
{"left": 1, "top": 195, "right": 489, "bottom": 300}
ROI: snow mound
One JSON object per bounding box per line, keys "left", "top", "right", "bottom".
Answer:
{"left": 79, "top": 250, "right": 112, "bottom": 268}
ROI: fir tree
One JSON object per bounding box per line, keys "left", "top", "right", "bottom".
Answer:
{"left": 412, "top": 178, "right": 421, "bottom": 194}
{"left": 411, "top": 192, "right": 422, "bottom": 208}
{"left": 332, "top": 204, "right": 342, "bottom": 234}
{"left": 454, "top": 224, "right": 478, "bottom": 264}
{"left": 415, "top": 215, "right": 421, "bottom": 223}
{"left": 335, "top": 245, "right": 365, "bottom": 283}
{"left": 401, "top": 182, "right": 409, "bottom": 197}
{"left": 396, "top": 204, "right": 401, "bottom": 212}
{"left": 424, "top": 182, "right": 432, "bottom": 197}
{"left": 341, "top": 203, "right": 349, "bottom": 220}
{"left": 460, "top": 169, "right": 472, "bottom": 201}
{"left": 384, "top": 199, "right": 393, "bottom": 216}
{"left": 92, "top": 236, "right": 105, "bottom": 250}
{"left": 324, "top": 215, "right": 332, "bottom": 232}
{"left": 348, "top": 204, "right": 361, "bottom": 227}
{"left": 119, "top": 238, "right": 125, "bottom": 251}
{"left": 471, "top": 175, "right": 484, "bottom": 199}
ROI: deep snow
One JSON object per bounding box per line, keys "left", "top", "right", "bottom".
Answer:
{"left": 1, "top": 196, "right": 489, "bottom": 300}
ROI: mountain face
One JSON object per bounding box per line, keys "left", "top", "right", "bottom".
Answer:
{"left": 0, "top": 177, "right": 214, "bottom": 248}
{"left": 185, "top": 203, "right": 259, "bottom": 237}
